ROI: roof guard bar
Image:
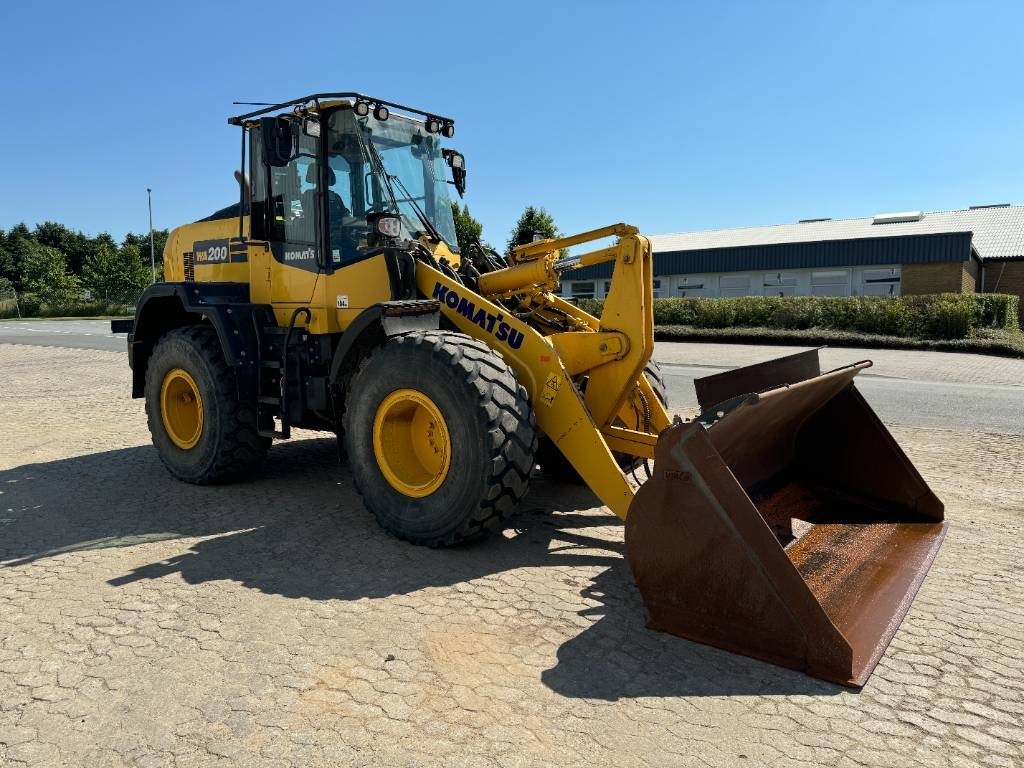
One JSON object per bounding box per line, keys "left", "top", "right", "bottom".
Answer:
{"left": 227, "top": 92, "right": 454, "bottom": 126}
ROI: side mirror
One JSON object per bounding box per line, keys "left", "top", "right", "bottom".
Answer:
{"left": 443, "top": 149, "right": 467, "bottom": 198}
{"left": 259, "top": 116, "right": 294, "bottom": 167}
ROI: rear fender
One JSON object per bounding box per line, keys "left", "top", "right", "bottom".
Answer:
{"left": 129, "top": 282, "right": 270, "bottom": 400}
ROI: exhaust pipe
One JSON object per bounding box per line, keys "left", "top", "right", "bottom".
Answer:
{"left": 625, "top": 349, "right": 947, "bottom": 686}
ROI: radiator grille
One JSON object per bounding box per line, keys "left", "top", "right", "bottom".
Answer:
{"left": 183, "top": 252, "right": 195, "bottom": 281}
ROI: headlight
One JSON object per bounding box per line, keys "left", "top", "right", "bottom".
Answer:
{"left": 376, "top": 216, "right": 401, "bottom": 238}
{"left": 367, "top": 212, "right": 402, "bottom": 240}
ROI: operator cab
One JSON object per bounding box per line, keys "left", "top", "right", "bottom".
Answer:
{"left": 233, "top": 93, "right": 467, "bottom": 274}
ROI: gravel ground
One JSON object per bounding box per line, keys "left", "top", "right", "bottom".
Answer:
{"left": 1, "top": 344, "right": 1022, "bottom": 767}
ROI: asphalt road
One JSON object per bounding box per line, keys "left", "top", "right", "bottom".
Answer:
{"left": 657, "top": 361, "right": 1024, "bottom": 435}
{"left": 2, "top": 319, "right": 1022, "bottom": 434}
{"left": 0, "top": 319, "right": 125, "bottom": 351}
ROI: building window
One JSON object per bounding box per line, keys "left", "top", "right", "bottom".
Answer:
{"left": 764, "top": 272, "right": 798, "bottom": 297}
{"left": 811, "top": 270, "right": 851, "bottom": 297}
{"left": 675, "top": 275, "right": 706, "bottom": 297}
{"left": 861, "top": 267, "right": 901, "bottom": 297}
{"left": 598, "top": 280, "right": 651, "bottom": 296}
{"left": 720, "top": 275, "right": 751, "bottom": 297}
{"left": 599, "top": 280, "right": 657, "bottom": 298}
{"left": 570, "top": 281, "right": 596, "bottom": 299}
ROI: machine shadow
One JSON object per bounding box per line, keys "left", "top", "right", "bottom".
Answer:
{"left": 0, "top": 437, "right": 616, "bottom": 599}
{"left": 1, "top": 437, "right": 841, "bottom": 698}
{"left": 539, "top": 566, "right": 845, "bottom": 699}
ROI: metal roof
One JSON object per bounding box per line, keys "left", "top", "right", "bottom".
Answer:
{"left": 562, "top": 204, "right": 1023, "bottom": 281}
{"left": 565, "top": 232, "right": 974, "bottom": 281}
{"left": 650, "top": 204, "right": 1024, "bottom": 261}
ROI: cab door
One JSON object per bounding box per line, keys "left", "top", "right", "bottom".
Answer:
{"left": 251, "top": 122, "right": 322, "bottom": 306}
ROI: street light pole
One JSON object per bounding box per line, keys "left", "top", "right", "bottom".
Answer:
{"left": 147, "top": 188, "right": 156, "bottom": 283}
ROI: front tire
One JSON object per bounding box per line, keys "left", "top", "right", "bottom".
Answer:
{"left": 343, "top": 331, "right": 537, "bottom": 547}
{"left": 145, "top": 326, "right": 270, "bottom": 483}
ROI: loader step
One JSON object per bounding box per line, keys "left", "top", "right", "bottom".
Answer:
{"left": 257, "top": 421, "right": 289, "bottom": 440}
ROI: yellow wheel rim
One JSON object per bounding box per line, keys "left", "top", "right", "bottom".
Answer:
{"left": 372, "top": 388, "right": 451, "bottom": 498}
{"left": 160, "top": 368, "right": 204, "bottom": 450}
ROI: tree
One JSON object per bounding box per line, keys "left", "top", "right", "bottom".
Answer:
{"left": 154, "top": 229, "right": 169, "bottom": 263}
{"left": 33, "top": 221, "right": 74, "bottom": 253}
{"left": 505, "top": 206, "right": 565, "bottom": 258}
{"left": 0, "top": 222, "right": 173, "bottom": 297}
{"left": 451, "top": 202, "right": 484, "bottom": 254}
{"left": 34, "top": 221, "right": 93, "bottom": 275}
{"left": 7, "top": 223, "right": 31, "bottom": 240}
{"left": 0, "top": 229, "right": 14, "bottom": 287}
{"left": 123, "top": 229, "right": 169, "bottom": 273}
{"left": 0, "top": 276, "right": 17, "bottom": 318}
{"left": 1, "top": 224, "right": 32, "bottom": 289}
{"left": 82, "top": 242, "right": 151, "bottom": 302}
{"left": 21, "top": 242, "right": 81, "bottom": 305}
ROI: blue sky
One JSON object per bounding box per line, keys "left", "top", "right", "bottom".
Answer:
{"left": 1, "top": 1, "right": 1022, "bottom": 246}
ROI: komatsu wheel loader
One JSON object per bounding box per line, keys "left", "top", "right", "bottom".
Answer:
{"left": 117, "top": 93, "right": 947, "bottom": 686}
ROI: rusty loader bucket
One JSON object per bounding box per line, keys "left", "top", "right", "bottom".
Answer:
{"left": 625, "top": 350, "right": 947, "bottom": 686}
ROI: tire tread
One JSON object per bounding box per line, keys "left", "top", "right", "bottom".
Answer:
{"left": 146, "top": 326, "right": 270, "bottom": 484}
{"left": 343, "top": 330, "right": 537, "bottom": 547}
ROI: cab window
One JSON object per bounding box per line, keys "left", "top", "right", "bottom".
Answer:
{"left": 251, "top": 125, "right": 318, "bottom": 245}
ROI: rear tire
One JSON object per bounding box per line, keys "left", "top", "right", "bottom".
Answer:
{"left": 145, "top": 326, "right": 270, "bottom": 483}
{"left": 343, "top": 330, "right": 537, "bottom": 547}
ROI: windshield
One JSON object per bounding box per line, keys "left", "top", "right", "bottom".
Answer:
{"left": 326, "top": 109, "right": 459, "bottom": 258}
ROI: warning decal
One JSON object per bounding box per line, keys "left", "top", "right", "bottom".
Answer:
{"left": 540, "top": 372, "right": 561, "bottom": 407}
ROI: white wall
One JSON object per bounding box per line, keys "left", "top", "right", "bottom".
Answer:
{"left": 561, "top": 266, "right": 902, "bottom": 299}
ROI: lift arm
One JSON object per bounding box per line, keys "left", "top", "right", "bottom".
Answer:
{"left": 414, "top": 223, "right": 670, "bottom": 519}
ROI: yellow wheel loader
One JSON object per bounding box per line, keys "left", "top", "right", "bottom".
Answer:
{"left": 118, "top": 93, "right": 946, "bottom": 686}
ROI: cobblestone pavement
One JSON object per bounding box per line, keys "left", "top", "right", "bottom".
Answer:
{"left": 1, "top": 345, "right": 1022, "bottom": 767}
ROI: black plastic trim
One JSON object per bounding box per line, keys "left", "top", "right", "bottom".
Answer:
{"left": 128, "top": 282, "right": 276, "bottom": 400}
{"left": 328, "top": 301, "right": 440, "bottom": 387}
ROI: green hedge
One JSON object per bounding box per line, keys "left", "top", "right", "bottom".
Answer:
{"left": 576, "top": 293, "right": 1020, "bottom": 340}
{"left": 0, "top": 295, "right": 135, "bottom": 319}
{"left": 654, "top": 326, "right": 1024, "bottom": 358}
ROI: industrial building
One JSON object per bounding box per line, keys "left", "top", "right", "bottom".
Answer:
{"left": 560, "top": 204, "right": 1024, "bottom": 307}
